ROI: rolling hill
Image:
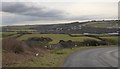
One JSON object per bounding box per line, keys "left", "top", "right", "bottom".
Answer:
{"left": 2, "top": 20, "right": 120, "bottom": 34}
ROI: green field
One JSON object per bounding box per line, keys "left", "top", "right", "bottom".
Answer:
{"left": 101, "top": 36, "right": 118, "bottom": 39}
{"left": 2, "top": 32, "right": 17, "bottom": 37}
{"left": 101, "top": 36, "right": 118, "bottom": 42}
{"left": 3, "top": 25, "right": 35, "bottom": 30}
{"left": 70, "top": 34, "right": 113, "bottom": 37}
{"left": 70, "top": 34, "right": 118, "bottom": 40}
{"left": 3, "top": 33, "right": 118, "bottom": 67}
{"left": 17, "top": 34, "right": 100, "bottom": 44}
{"left": 85, "top": 21, "right": 119, "bottom": 28}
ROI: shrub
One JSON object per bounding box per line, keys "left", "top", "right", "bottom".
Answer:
{"left": 26, "top": 41, "right": 49, "bottom": 48}
{"left": 74, "top": 41, "right": 84, "bottom": 46}
{"left": 59, "top": 40, "right": 65, "bottom": 43}
{"left": 26, "top": 37, "right": 52, "bottom": 48}
{"left": 2, "top": 37, "right": 47, "bottom": 67}
{"left": 17, "top": 31, "right": 32, "bottom": 34}
{"left": 59, "top": 40, "right": 74, "bottom": 48}
{"left": 98, "top": 41, "right": 107, "bottom": 45}
{"left": 13, "top": 45, "right": 24, "bottom": 54}
{"left": 103, "top": 38, "right": 118, "bottom": 45}
{"left": 83, "top": 39, "right": 99, "bottom": 46}
{"left": 83, "top": 39, "right": 108, "bottom": 46}
{"left": 2, "top": 37, "right": 27, "bottom": 54}
{"left": 28, "top": 37, "right": 52, "bottom": 42}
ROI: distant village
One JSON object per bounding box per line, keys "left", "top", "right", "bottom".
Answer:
{"left": 2, "top": 20, "right": 120, "bottom": 35}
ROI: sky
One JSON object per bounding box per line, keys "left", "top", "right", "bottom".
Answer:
{"left": 0, "top": 0, "right": 119, "bottom": 26}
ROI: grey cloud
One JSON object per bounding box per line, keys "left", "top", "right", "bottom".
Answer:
{"left": 1, "top": 2, "right": 69, "bottom": 25}
{"left": 2, "top": 2, "right": 65, "bottom": 18}
{"left": 1, "top": 2, "right": 111, "bottom": 25}
{"left": 2, "top": 14, "right": 40, "bottom": 25}
{"left": 118, "top": 1, "right": 120, "bottom": 20}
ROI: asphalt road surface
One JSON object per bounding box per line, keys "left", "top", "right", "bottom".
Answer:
{"left": 63, "top": 47, "right": 118, "bottom": 67}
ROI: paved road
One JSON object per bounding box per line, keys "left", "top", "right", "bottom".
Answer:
{"left": 63, "top": 47, "right": 118, "bottom": 67}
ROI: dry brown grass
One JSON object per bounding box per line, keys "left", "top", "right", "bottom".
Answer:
{"left": 2, "top": 37, "right": 47, "bottom": 67}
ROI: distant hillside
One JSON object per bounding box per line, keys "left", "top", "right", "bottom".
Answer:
{"left": 2, "top": 20, "right": 120, "bottom": 34}
{"left": 84, "top": 20, "right": 120, "bottom": 28}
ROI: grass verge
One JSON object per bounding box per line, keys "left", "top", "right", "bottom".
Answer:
{"left": 10, "top": 46, "right": 112, "bottom": 67}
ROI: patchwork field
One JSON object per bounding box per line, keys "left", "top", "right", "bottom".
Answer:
{"left": 2, "top": 32, "right": 118, "bottom": 67}
{"left": 17, "top": 34, "right": 100, "bottom": 44}
{"left": 85, "top": 21, "right": 119, "bottom": 28}
{"left": 2, "top": 32, "right": 17, "bottom": 37}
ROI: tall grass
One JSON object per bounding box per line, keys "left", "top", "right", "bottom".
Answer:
{"left": 2, "top": 37, "right": 47, "bottom": 67}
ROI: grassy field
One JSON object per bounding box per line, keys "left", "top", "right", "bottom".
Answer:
{"left": 2, "top": 33, "right": 118, "bottom": 67}
{"left": 3, "top": 25, "right": 36, "bottom": 31}
{"left": 10, "top": 46, "right": 113, "bottom": 67}
{"left": 101, "top": 36, "right": 118, "bottom": 42}
{"left": 2, "top": 32, "right": 17, "bottom": 37}
{"left": 70, "top": 34, "right": 114, "bottom": 37}
{"left": 85, "top": 21, "right": 119, "bottom": 28}
{"left": 70, "top": 34, "right": 118, "bottom": 41}
{"left": 17, "top": 34, "right": 100, "bottom": 44}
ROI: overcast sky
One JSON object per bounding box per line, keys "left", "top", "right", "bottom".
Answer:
{"left": 0, "top": 0, "right": 119, "bottom": 26}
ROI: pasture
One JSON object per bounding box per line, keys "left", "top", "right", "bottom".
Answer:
{"left": 17, "top": 34, "right": 100, "bottom": 44}
{"left": 2, "top": 32, "right": 17, "bottom": 37}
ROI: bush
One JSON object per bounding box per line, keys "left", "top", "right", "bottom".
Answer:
{"left": 59, "top": 40, "right": 65, "bottom": 43}
{"left": 26, "top": 41, "right": 49, "bottom": 48}
{"left": 74, "top": 41, "right": 84, "bottom": 46}
{"left": 83, "top": 39, "right": 108, "bottom": 46}
{"left": 103, "top": 38, "right": 118, "bottom": 45}
{"left": 98, "top": 41, "right": 107, "bottom": 45}
{"left": 2, "top": 37, "right": 27, "bottom": 54}
{"left": 17, "top": 31, "right": 32, "bottom": 34}
{"left": 59, "top": 40, "right": 74, "bottom": 48}
{"left": 2, "top": 37, "right": 48, "bottom": 66}
{"left": 26, "top": 37, "right": 53, "bottom": 48}
{"left": 28, "top": 37, "right": 52, "bottom": 42}
{"left": 13, "top": 45, "right": 24, "bottom": 54}
{"left": 83, "top": 39, "right": 99, "bottom": 46}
